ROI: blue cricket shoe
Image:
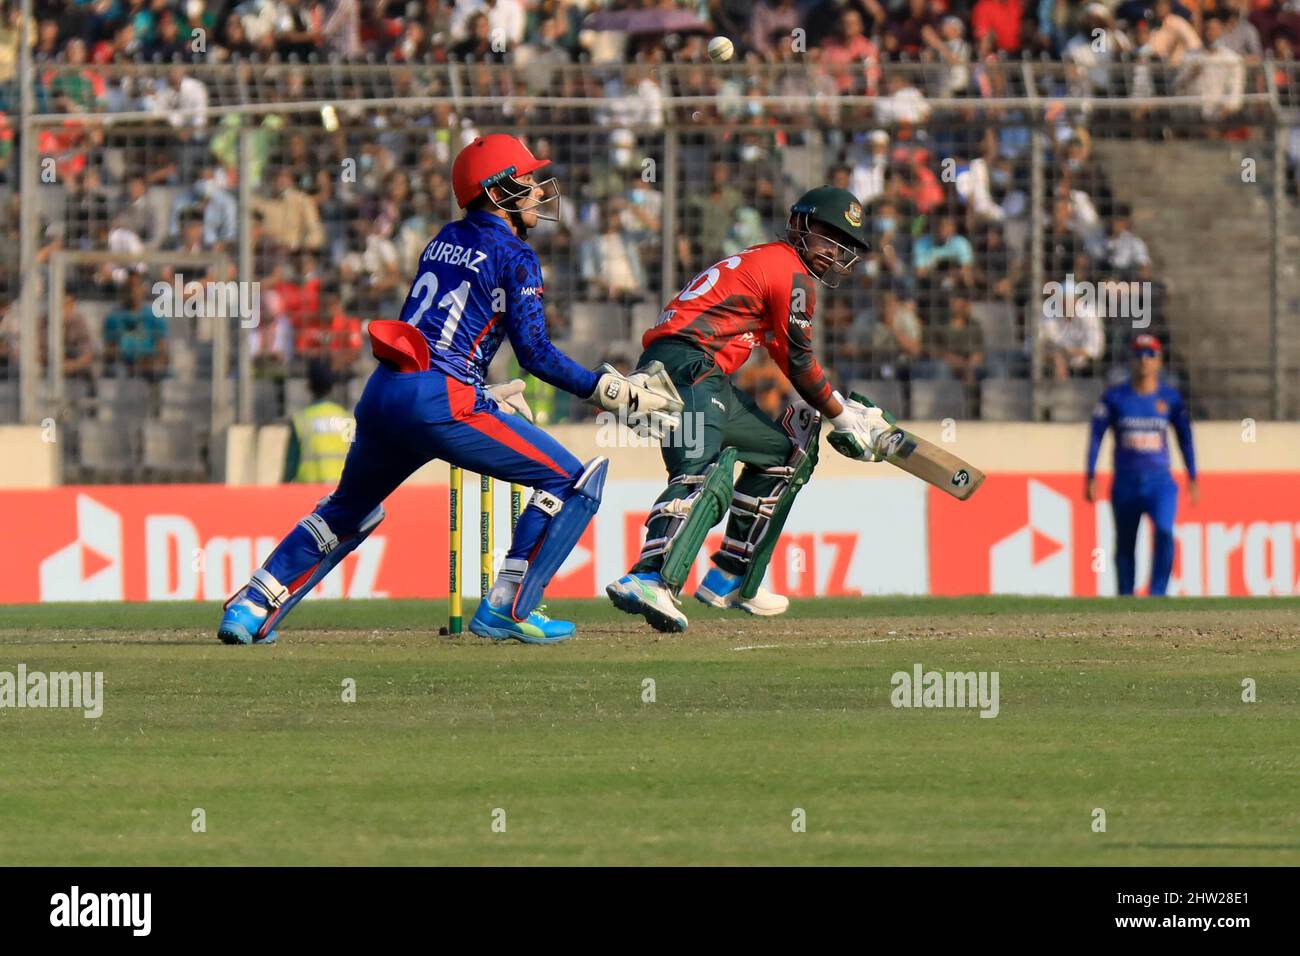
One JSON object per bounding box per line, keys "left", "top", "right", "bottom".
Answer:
{"left": 217, "top": 601, "right": 279, "bottom": 645}
{"left": 469, "top": 600, "right": 575, "bottom": 644}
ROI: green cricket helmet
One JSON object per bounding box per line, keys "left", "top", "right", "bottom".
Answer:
{"left": 786, "top": 185, "right": 870, "bottom": 288}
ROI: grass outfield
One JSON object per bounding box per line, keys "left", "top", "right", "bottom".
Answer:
{"left": 1, "top": 596, "right": 1298, "bottom": 866}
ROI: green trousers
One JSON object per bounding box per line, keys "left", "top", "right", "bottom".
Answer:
{"left": 631, "top": 338, "right": 794, "bottom": 578}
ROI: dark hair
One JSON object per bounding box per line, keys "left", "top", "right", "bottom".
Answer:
{"left": 307, "top": 360, "right": 334, "bottom": 400}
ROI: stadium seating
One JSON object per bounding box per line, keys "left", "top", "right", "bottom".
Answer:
{"left": 76, "top": 420, "right": 139, "bottom": 483}
{"left": 95, "top": 379, "right": 152, "bottom": 422}
{"left": 910, "top": 380, "right": 971, "bottom": 421}
{"left": 1045, "top": 380, "right": 1106, "bottom": 423}
{"left": 849, "top": 379, "right": 905, "bottom": 420}
{"left": 980, "top": 379, "right": 1033, "bottom": 422}
{"left": 142, "top": 420, "right": 205, "bottom": 481}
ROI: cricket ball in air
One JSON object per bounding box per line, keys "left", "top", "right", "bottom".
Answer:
{"left": 708, "top": 36, "right": 734, "bottom": 62}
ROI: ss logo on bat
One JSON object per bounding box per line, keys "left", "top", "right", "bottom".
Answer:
{"left": 952, "top": 469, "right": 971, "bottom": 488}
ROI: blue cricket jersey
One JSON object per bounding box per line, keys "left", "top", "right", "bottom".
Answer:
{"left": 1087, "top": 381, "right": 1197, "bottom": 482}
{"left": 397, "top": 210, "right": 598, "bottom": 396}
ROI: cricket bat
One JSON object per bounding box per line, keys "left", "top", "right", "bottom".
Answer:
{"left": 838, "top": 391, "right": 985, "bottom": 501}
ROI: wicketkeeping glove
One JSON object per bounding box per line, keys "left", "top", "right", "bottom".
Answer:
{"left": 588, "top": 360, "right": 684, "bottom": 438}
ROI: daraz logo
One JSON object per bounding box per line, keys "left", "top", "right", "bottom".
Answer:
{"left": 39, "top": 495, "right": 123, "bottom": 601}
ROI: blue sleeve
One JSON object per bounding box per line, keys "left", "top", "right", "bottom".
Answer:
{"left": 1170, "top": 389, "right": 1197, "bottom": 480}
{"left": 1086, "top": 391, "right": 1110, "bottom": 478}
{"left": 501, "top": 248, "right": 599, "bottom": 398}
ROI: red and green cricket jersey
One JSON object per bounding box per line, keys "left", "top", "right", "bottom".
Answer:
{"left": 642, "top": 241, "right": 833, "bottom": 409}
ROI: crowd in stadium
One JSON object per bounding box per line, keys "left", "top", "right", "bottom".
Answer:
{"left": 6, "top": 0, "right": 1294, "bottom": 69}
{"left": 0, "top": 0, "right": 1270, "bottom": 454}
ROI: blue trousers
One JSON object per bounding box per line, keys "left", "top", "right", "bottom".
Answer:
{"left": 254, "top": 366, "right": 584, "bottom": 601}
{"left": 1111, "top": 474, "right": 1179, "bottom": 597}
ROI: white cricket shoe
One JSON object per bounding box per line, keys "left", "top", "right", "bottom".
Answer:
{"left": 606, "top": 572, "right": 689, "bottom": 633}
{"left": 695, "top": 567, "right": 790, "bottom": 617}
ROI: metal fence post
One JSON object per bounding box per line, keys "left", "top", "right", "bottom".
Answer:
{"left": 1028, "top": 122, "right": 1046, "bottom": 421}
{"left": 660, "top": 125, "right": 678, "bottom": 307}
{"left": 237, "top": 125, "right": 254, "bottom": 426}
{"left": 46, "top": 255, "right": 65, "bottom": 405}
{"left": 17, "top": 0, "right": 38, "bottom": 425}
{"left": 1270, "top": 113, "right": 1285, "bottom": 419}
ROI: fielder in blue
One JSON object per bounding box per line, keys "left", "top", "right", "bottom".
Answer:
{"left": 217, "top": 135, "right": 680, "bottom": 645}
{"left": 1086, "top": 334, "right": 1199, "bottom": 597}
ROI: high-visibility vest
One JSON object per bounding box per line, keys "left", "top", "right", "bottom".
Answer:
{"left": 291, "top": 400, "right": 352, "bottom": 483}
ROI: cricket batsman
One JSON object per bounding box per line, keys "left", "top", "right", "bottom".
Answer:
{"left": 606, "top": 186, "right": 895, "bottom": 633}
{"left": 218, "top": 134, "right": 681, "bottom": 645}
{"left": 1086, "top": 333, "right": 1198, "bottom": 596}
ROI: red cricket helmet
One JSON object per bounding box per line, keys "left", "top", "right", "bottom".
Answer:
{"left": 451, "top": 134, "right": 559, "bottom": 220}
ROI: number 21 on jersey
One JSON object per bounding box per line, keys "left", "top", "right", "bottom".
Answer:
{"left": 406, "top": 272, "right": 471, "bottom": 351}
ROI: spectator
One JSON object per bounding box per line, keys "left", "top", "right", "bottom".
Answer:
{"left": 46, "top": 38, "right": 105, "bottom": 112}
{"left": 749, "top": 0, "right": 801, "bottom": 60}
{"left": 214, "top": 13, "right": 259, "bottom": 61}
{"left": 253, "top": 167, "right": 325, "bottom": 252}
{"left": 972, "top": 0, "right": 1024, "bottom": 55}
{"left": 914, "top": 215, "right": 974, "bottom": 281}
{"left": 821, "top": 8, "right": 881, "bottom": 95}
{"left": 274, "top": 0, "right": 325, "bottom": 61}
{"left": 925, "top": 14, "right": 972, "bottom": 99}
{"left": 62, "top": 168, "right": 111, "bottom": 250}
{"left": 103, "top": 274, "right": 168, "bottom": 380}
{"left": 522, "top": 15, "right": 571, "bottom": 73}
{"left": 1221, "top": 0, "right": 1263, "bottom": 61}
{"left": 41, "top": 294, "right": 94, "bottom": 384}
{"left": 451, "top": 11, "right": 508, "bottom": 62}
{"left": 451, "top": 0, "right": 525, "bottom": 47}
{"left": 1104, "top": 206, "right": 1152, "bottom": 278}
{"left": 850, "top": 130, "right": 891, "bottom": 206}
{"left": 144, "top": 9, "right": 190, "bottom": 61}
{"left": 1192, "top": 17, "right": 1247, "bottom": 121}
{"left": 682, "top": 160, "right": 743, "bottom": 269}
{"left": 1065, "top": 5, "right": 1134, "bottom": 96}
{"left": 872, "top": 289, "right": 925, "bottom": 380}
{"left": 924, "top": 293, "right": 986, "bottom": 386}
{"left": 340, "top": 215, "right": 401, "bottom": 312}
{"left": 166, "top": 208, "right": 208, "bottom": 254}
{"left": 146, "top": 66, "right": 209, "bottom": 132}
{"left": 866, "top": 198, "right": 914, "bottom": 290}
{"left": 581, "top": 198, "right": 646, "bottom": 301}
{"left": 1041, "top": 278, "right": 1104, "bottom": 379}
{"left": 1145, "top": 0, "right": 1203, "bottom": 66}
{"left": 117, "top": 175, "right": 163, "bottom": 248}
{"left": 804, "top": 0, "right": 882, "bottom": 45}
{"left": 876, "top": 69, "right": 932, "bottom": 128}
{"left": 251, "top": 287, "right": 295, "bottom": 378}
{"left": 170, "top": 166, "right": 238, "bottom": 248}
{"left": 1043, "top": 196, "right": 1085, "bottom": 279}
{"left": 296, "top": 292, "right": 363, "bottom": 375}
{"left": 103, "top": 212, "right": 147, "bottom": 287}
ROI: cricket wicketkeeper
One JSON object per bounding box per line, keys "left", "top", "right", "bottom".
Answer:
{"left": 218, "top": 135, "right": 681, "bottom": 646}
{"left": 606, "top": 186, "right": 895, "bottom": 633}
